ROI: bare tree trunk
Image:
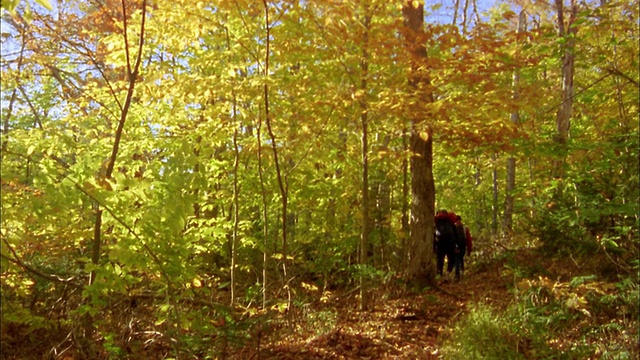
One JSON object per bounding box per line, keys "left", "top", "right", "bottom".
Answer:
{"left": 402, "top": 0, "right": 436, "bottom": 287}
{"left": 400, "top": 125, "right": 410, "bottom": 273}
{"left": 452, "top": 0, "right": 460, "bottom": 26}
{"left": 491, "top": 153, "right": 499, "bottom": 236}
{"left": 504, "top": 10, "right": 527, "bottom": 234}
{"left": 92, "top": 0, "right": 148, "bottom": 284}
{"left": 230, "top": 124, "right": 240, "bottom": 306}
{"left": 358, "top": 8, "right": 372, "bottom": 311}
{"left": 553, "top": 0, "right": 578, "bottom": 181}
{"left": 2, "top": 24, "right": 27, "bottom": 156}
{"left": 374, "top": 134, "right": 391, "bottom": 269}
{"left": 84, "top": 0, "right": 148, "bottom": 355}
{"left": 262, "top": 0, "right": 291, "bottom": 311}
{"left": 226, "top": 18, "right": 241, "bottom": 305}
{"left": 257, "top": 103, "right": 269, "bottom": 310}
{"left": 473, "top": 160, "right": 485, "bottom": 232}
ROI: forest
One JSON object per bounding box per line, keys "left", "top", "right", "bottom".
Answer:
{"left": 1, "top": 0, "right": 638, "bottom": 359}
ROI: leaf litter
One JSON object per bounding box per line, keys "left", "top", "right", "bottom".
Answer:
{"left": 256, "top": 266, "right": 511, "bottom": 360}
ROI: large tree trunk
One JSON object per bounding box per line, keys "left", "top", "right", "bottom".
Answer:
{"left": 402, "top": 0, "right": 436, "bottom": 287}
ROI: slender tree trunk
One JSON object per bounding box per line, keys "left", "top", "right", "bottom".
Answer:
{"left": 492, "top": 153, "right": 499, "bottom": 236}
{"left": 225, "top": 20, "right": 241, "bottom": 306}
{"left": 473, "top": 160, "right": 484, "bottom": 232}
{"left": 256, "top": 103, "right": 270, "bottom": 310}
{"left": 2, "top": 26, "right": 26, "bottom": 155}
{"left": 504, "top": 157, "right": 516, "bottom": 232}
{"left": 400, "top": 125, "right": 410, "bottom": 273}
{"left": 92, "top": 0, "right": 148, "bottom": 284}
{"left": 553, "top": 0, "right": 578, "bottom": 182}
{"left": 374, "top": 134, "right": 391, "bottom": 269}
{"left": 262, "top": 0, "right": 291, "bottom": 311}
{"left": 452, "top": 0, "right": 460, "bottom": 26}
{"left": 504, "top": 10, "right": 527, "bottom": 234}
{"left": 358, "top": 8, "right": 372, "bottom": 311}
{"left": 251, "top": 97, "right": 270, "bottom": 310}
{"left": 402, "top": 0, "right": 436, "bottom": 287}
{"left": 462, "top": 0, "right": 470, "bottom": 33}
{"left": 84, "top": 0, "right": 147, "bottom": 355}
{"left": 230, "top": 123, "right": 240, "bottom": 306}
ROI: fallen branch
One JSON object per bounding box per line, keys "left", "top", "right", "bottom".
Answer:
{"left": 334, "top": 285, "right": 361, "bottom": 302}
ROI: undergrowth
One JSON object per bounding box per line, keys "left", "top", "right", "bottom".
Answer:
{"left": 441, "top": 249, "right": 639, "bottom": 360}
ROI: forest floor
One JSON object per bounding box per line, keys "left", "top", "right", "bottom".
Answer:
{"left": 254, "top": 257, "right": 512, "bottom": 360}
{"left": 5, "top": 248, "right": 636, "bottom": 359}
{"left": 250, "top": 247, "right": 638, "bottom": 360}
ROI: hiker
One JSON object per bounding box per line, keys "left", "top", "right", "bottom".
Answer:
{"left": 434, "top": 210, "right": 458, "bottom": 279}
{"left": 454, "top": 215, "right": 473, "bottom": 279}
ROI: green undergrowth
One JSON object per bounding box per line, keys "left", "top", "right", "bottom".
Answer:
{"left": 442, "top": 250, "right": 639, "bottom": 360}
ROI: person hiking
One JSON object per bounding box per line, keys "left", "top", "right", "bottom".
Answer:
{"left": 434, "top": 210, "right": 458, "bottom": 280}
{"left": 454, "top": 215, "right": 473, "bottom": 279}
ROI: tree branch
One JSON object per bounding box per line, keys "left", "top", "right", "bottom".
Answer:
{"left": 544, "top": 72, "right": 612, "bottom": 114}
{"left": 607, "top": 67, "right": 639, "bottom": 88}
{"left": 104, "top": 0, "right": 147, "bottom": 178}
{"left": 1, "top": 237, "right": 82, "bottom": 288}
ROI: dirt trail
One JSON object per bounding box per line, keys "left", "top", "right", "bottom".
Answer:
{"left": 258, "top": 265, "right": 512, "bottom": 360}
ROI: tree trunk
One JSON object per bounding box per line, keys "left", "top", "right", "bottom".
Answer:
{"left": 85, "top": 0, "right": 148, "bottom": 355}
{"left": 491, "top": 153, "right": 499, "bottom": 236}
{"left": 553, "top": 0, "right": 578, "bottom": 181}
{"left": 473, "top": 159, "right": 485, "bottom": 232}
{"left": 400, "top": 125, "right": 410, "bottom": 273}
{"left": 257, "top": 103, "right": 269, "bottom": 310}
{"left": 402, "top": 0, "right": 436, "bottom": 287}
{"left": 504, "top": 10, "right": 527, "bottom": 234}
{"left": 374, "top": 134, "right": 391, "bottom": 269}
{"left": 262, "top": 0, "right": 291, "bottom": 311}
{"left": 2, "top": 25, "right": 26, "bottom": 155}
{"left": 359, "top": 9, "right": 372, "bottom": 311}
{"left": 230, "top": 125, "right": 239, "bottom": 305}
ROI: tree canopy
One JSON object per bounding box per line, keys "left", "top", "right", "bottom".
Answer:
{"left": 1, "top": 0, "right": 637, "bottom": 358}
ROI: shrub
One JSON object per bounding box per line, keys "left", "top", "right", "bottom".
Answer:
{"left": 441, "top": 303, "right": 535, "bottom": 360}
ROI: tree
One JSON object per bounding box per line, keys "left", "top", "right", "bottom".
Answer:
{"left": 1, "top": 0, "right": 637, "bottom": 357}
{"left": 402, "top": 0, "right": 436, "bottom": 286}
{"left": 504, "top": 10, "right": 527, "bottom": 234}
{"left": 552, "top": 0, "right": 578, "bottom": 182}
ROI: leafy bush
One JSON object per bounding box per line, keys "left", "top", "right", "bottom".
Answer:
{"left": 443, "top": 270, "right": 639, "bottom": 360}
{"left": 441, "top": 303, "right": 538, "bottom": 360}
{"left": 304, "top": 309, "right": 338, "bottom": 337}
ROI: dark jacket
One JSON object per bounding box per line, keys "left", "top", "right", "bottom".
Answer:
{"left": 435, "top": 212, "right": 457, "bottom": 250}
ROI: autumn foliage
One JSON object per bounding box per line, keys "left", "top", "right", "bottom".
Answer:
{"left": 1, "top": 0, "right": 637, "bottom": 359}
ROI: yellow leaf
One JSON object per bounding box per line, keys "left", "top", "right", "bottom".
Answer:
{"left": 302, "top": 282, "right": 318, "bottom": 291}
{"left": 36, "top": 0, "right": 53, "bottom": 10}
{"left": 502, "top": 11, "right": 517, "bottom": 21}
